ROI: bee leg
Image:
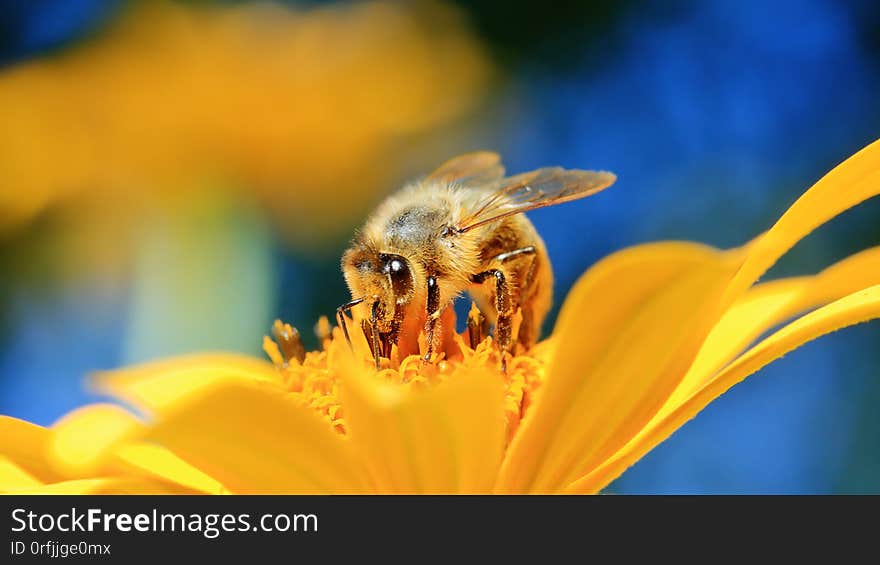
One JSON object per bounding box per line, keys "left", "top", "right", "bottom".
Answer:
{"left": 369, "top": 301, "right": 382, "bottom": 370}
{"left": 464, "top": 248, "right": 536, "bottom": 351}
{"left": 492, "top": 246, "right": 536, "bottom": 265}
{"left": 423, "top": 275, "right": 442, "bottom": 362}
{"left": 472, "top": 268, "right": 513, "bottom": 372}
{"left": 336, "top": 297, "right": 365, "bottom": 349}
{"left": 491, "top": 246, "right": 538, "bottom": 349}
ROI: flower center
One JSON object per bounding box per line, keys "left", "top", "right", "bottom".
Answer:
{"left": 263, "top": 313, "right": 548, "bottom": 441}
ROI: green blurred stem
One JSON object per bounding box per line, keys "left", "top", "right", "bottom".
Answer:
{"left": 122, "top": 192, "right": 275, "bottom": 363}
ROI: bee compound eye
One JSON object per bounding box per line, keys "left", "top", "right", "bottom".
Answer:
{"left": 380, "top": 254, "right": 408, "bottom": 276}
{"left": 382, "top": 255, "right": 412, "bottom": 296}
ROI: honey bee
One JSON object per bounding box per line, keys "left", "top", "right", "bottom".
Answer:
{"left": 339, "top": 151, "right": 616, "bottom": 370}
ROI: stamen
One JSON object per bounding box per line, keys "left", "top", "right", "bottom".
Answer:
{"left": 264, "top": 315, "right": 547, "bottom": 442}
{"left": 314, "top": 316, "right": 332, "bottom": 344}
{"left": 467, "top": 302, "right": 489, "bottom": 349}
{"left": 262, "top": 336, "right": 285, "bottom": 368}
{"left": 270, "top": 319, "right": 306, "bottom": 365}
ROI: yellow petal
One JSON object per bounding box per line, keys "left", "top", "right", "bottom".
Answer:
{"left": 116, "top": 443, "right": 228, "bottom": 494}
{"left": 47, "top": 404, "right": 226, "bottom": 492}
{"left": 10, "top": 477, "right": 191, "bottom": 494}
{"left": 679, "top": 245, "right": 880, "bottom": 402}
{"left": 340, "top": 355, "right": 506, "bottom": 493}
{"left": 144, "top": 381, "right": 368, "bottom": 493}
{"left": 50, "top": 404, "right": 145, "bottom": 477}
{"left": 0, "top": 457, "right": 44, "bottom": 492}
{"left": 0, "top": 416, "right": 65, "bottom": 483}
{"left": 678, "top": 278, "right": 808, "bottom": 402}
{"left": 568, "top": 284, "right": 880, "bottom": 493}
{"left": 720, "top": 138, "right": 880, "bottom": 306}
{"left": 510, "top": 139, "right": 880, "bottom": 494}
{"left": 799, "top": 245, "right": 880, "bottom": 306}
{"left": 94, "top": 353, "right": 282, "bottom": 414}
{"left": 497, "top": 242, "right": 743, "bottom": 493}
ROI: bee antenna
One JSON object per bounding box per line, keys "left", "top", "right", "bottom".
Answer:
{"left": 336, "top": 297, "right": 365, "bottom": 350}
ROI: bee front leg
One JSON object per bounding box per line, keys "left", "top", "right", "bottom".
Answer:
{"left": 423, "top": 275, "right": 442, "bottom": 362}
{"left": 471, "top": 268, "right": 513, "bottom": 372}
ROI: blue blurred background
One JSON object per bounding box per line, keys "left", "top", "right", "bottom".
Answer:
{"left": 0, "top": 0, "right": 878, "bottom": 493}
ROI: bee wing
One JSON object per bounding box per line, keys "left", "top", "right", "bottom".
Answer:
{"left": 426, "top": 151, "right": 506, "bottom": 186}
{"left": 456, "top": 167, "right": 616, "bottom": 233}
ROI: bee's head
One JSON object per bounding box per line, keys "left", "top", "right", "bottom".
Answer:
{"left": 342, "top": 245, "right": 415, "bottom": 326}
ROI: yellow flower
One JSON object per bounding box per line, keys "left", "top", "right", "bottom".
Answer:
{"left": 2, "top": 140, "right": 880, "bottom": 494}
{"left": 0, "top": 0, "right": 491, "bottom": 275}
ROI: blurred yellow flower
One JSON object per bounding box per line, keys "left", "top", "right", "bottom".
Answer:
{"left": 0, "top": 0, "right": 491, "bottom": 268}
{"left": 2, "top": 139, "right": 879, "bottom": 494}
